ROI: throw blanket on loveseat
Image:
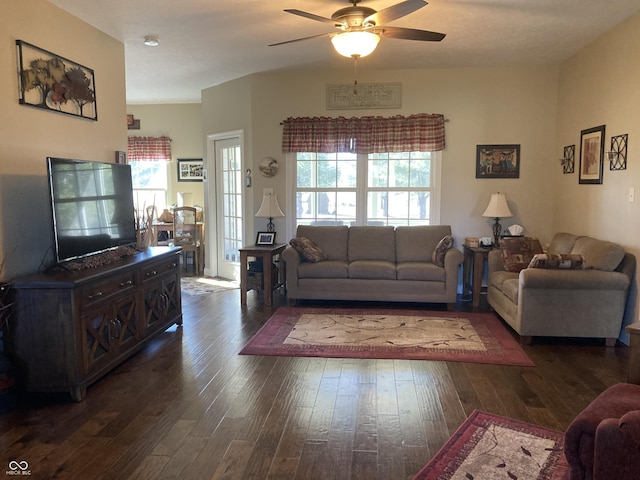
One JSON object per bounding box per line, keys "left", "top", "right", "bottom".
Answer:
{"left": 281, "top": 225, "right": 463, "bottom": 305}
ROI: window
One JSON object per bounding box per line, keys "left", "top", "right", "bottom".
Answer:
{"left": 127, "top": 135, "right": 172, "bottom": 219}
{"left": 130, "top": 161, "right": 168, "bottom": 215}
{"left": 292, "top": 150, "right": 439, "bottom": 227}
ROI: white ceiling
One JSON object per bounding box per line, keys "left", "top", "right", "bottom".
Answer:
{"left": 49, "top": 0, "right": 640, "bottom": 105}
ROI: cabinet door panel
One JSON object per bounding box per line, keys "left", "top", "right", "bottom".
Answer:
{"left": 82, "top": 292, "right": 137, "bottom": 374}
{"left": 143, "top": 271, "right": 181, "bottom": 336}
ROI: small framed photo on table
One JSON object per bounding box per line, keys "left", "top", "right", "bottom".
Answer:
{"left": 256, "top": 231, "right": 276, "bottom": 246}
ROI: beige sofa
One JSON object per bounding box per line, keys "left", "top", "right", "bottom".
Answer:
{"left": 281, "top": 225, "right": 463, "bottom": 305}
{"left": 487, "top": 233, "right": 636, "bottom": 345}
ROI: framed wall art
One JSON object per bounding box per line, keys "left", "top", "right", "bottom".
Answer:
{"left": 579, "top": 125, "right": 606, "bottom": 184}
{"left": 476, "top": 144, "right": 520, "bottom": 179}
{"left": 16, "top": 40, "right": 97, "bottom": 120}
{"left": 177, "top": 159, "right": 204, "bottom": 182}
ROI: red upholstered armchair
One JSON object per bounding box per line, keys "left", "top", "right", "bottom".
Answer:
{"left": 564, "top": 383, "right": 640, "bottom": 480}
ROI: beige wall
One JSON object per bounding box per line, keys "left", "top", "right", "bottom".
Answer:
{"left": 201, "top": 75, "right": 254, "bottom": 259}
{"left": 126, "top": 104, "right": 204, "bottom": 208}
{"left": 554, "top": 11, "right": 640, "bottom": 339}
{"left": 202, "top": 66, "right": 559, "bottom": 252}
{"left": 1, "top": 0, "right": 126, "bottom": 278}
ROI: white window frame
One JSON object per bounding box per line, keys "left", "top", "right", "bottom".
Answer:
{"left": 285, "top": 151, "right": 441, "bottom": 239}
{"left": 130, "top": 161, "right": 169, "bottom": 215}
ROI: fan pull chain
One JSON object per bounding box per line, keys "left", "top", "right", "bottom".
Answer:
{"left": 353, "top": 55, "right": 359, "bottom": 95}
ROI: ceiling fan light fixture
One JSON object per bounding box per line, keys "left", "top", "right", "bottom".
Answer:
{"left": 143, "top": 35, "right": 159, "bottom": 47}
{"left": 331, "top": 31, "right": 380, "bottom": 58}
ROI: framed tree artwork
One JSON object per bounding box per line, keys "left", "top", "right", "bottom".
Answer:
{"left": 579, "top": 125, "right": 606, "bottom": 184}
{"left": 16, "top": 40, "right": 97, "bottom": 120}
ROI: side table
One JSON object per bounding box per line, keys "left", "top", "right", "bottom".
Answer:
{"left": 239, "top": 243, "right": 287, "bottom": 306}
{"left": 462, "top": 244, "right": 493, "bottom": 308}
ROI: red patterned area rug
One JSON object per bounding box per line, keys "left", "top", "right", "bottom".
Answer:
{"left": 414, "top": 410, "right": 568, "bottom": 480}
{"left": 239, "top": 308, "right": 534, "bottom": 366}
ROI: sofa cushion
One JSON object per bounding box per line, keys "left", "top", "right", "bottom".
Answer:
{"left": 528, "top": 253, "right": 585, "bottom": 270}
{"left": 289, "top": 237, "right": 329, "bottom": 263}
{"left": 500, "top": 236, "right": 544, "bottom": 272}
{"left": 501, "top": 278, "right": 520, "bottom": 304}
{"left": 395, "top": 225, "right": 453, "bottom": 262}
{"left": 298, "top": 260, "right": 349, "bottom": 279}
{"left": 396, "top": 262, "right": 446, "bottom": 281}
{"left": 296, "top": 225, "right": 348, "bottom": 261}
{"left": 490, "top": 270, "right": 520, "bottom": 290}
{"left": 348, "top": 226, "right": 396, "bottom": 262}
{"left": 571, "top": 236, "right": 625, "bottom": 271}
{"left": 431, "top": 235, "right": 454, "bottom": 267}
{"left": 349, "top": 260, "right": 396, "bottom": 280}
{"left": 547, "top": 232, "right": 580, "bottom": 255}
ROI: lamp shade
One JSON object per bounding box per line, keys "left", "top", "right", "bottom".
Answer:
{"left": 482, "top": 193, "right": 513, "bottom": 219}
{"left": 255, "top": 193, "right": 285, "bottom": 219}
{"left": 331, "top": 31, "right": 380, "bottom": 58}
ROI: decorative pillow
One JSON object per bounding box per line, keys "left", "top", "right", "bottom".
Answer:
{"left": 500, "top": 236, "right": 544, "bottom": 272}
{"left": 528, "top": 253, "right": 585, "bottom": 270}
{"left": 431, "top": 235, "right": 454, "bottom": 267}
{"left": 289, "top": 237, "right": 329, "bottom": 263}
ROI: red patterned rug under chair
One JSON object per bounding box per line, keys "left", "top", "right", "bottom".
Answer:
{"left": 413, "top": 410, "right": 569, "bottom": 480}
{"left": 239, "top": 307, "right": 534, "bottom": 367}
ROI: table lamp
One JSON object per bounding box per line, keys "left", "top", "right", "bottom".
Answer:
{"left": 482, "top": 192, "right": 513, "bottom": 247}
{"left": 255, "top": 193, "right": 285, "bottom": 232}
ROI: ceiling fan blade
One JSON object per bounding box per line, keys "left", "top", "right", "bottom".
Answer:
{"left": 378, "top": 26, "right": 445, "bottom": 41}
{"left": 364, "top": 0, "right": 427, "bottom": 26}
{"left": 284, "top": 9, "right": 338, "bottom": 25}
{"left": 269, "top": 32, "right": 331, "bottom": 47}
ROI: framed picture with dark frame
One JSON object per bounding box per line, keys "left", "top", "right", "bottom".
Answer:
{"left": 256, "top": 231, "right": 276, "bottom": 246}
{"left": 177, "top": 158, "right": 204, "bottom": 182}
{"left": 579, "top": 125, "right": 606, "bottom": 184}
{"left": 475, "top": 144, "right": 520, "bottom": 179}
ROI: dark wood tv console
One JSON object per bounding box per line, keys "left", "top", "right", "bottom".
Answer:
{"left": 8, "top": 246, "right": 183, "bottom": 401}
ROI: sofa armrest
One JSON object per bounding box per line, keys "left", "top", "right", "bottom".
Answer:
{"left": 444, "top": 247, "right": 464, "bottom": 270}
{"left": 626, "top": 323, "right": 640, "bottom": 384}
{"left": 593, "top": 413, "right": 640, "bottom": 480}
{"left": 281, "top": 246, "right": 302, "bottom": 294}
{"left": 487, "top": 249, "right": 504, "bottom": 277}
{"left": 443, "top": 248, "right": 464, "bottom": 301}
{"left": 519, "top": 268, "right": 631, "bottom": 290}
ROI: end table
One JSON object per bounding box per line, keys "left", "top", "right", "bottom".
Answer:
{"left": 462, "top": 244, "right": 493, "bottom": 308}
{"left": 239, "top": 243, "right": 287, "bottom": 306}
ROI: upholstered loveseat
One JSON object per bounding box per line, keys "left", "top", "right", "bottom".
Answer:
{"left": 487, "top": 233, "right": 636, "bottom": 345}
{"left": 281, "top": 225, "right": 463, "bottom": 305}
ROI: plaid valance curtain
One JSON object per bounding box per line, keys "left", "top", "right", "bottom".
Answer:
{"left": 127, "top": 136, "right": 172, "bottom": 161}
{"left": 281, "top": 113, "right": 445, "bottom": 154}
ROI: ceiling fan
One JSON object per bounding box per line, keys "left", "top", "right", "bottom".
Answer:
{"left": 269, "top": 0, "right": 445, "bottom": 58}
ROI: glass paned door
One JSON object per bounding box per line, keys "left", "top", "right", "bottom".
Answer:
{"left": 215, "top": 137, "right": 243, "bottom": 280}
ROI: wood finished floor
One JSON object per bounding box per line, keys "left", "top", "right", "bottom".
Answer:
{"left": 0, "top": 281, "right": 631, "bottom": 480}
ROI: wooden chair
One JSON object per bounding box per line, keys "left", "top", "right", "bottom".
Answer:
{"left": 173, "top": 206, "right": 202, "bottom": 275}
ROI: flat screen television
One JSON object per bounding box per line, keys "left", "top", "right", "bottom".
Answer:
{"left": 47, "top": 157, "right": 137, "bottom": 264}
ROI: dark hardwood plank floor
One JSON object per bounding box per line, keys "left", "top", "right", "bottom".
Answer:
{"left": 0, "top": 281, "right": 631, "bottom": 479}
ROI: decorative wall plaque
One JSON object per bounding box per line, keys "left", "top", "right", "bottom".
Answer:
{"left": 16, "top": 40, "right": 97, "bottom": 120}
{"left": 326, "top": 83, "right": 402, "bottom": 110}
